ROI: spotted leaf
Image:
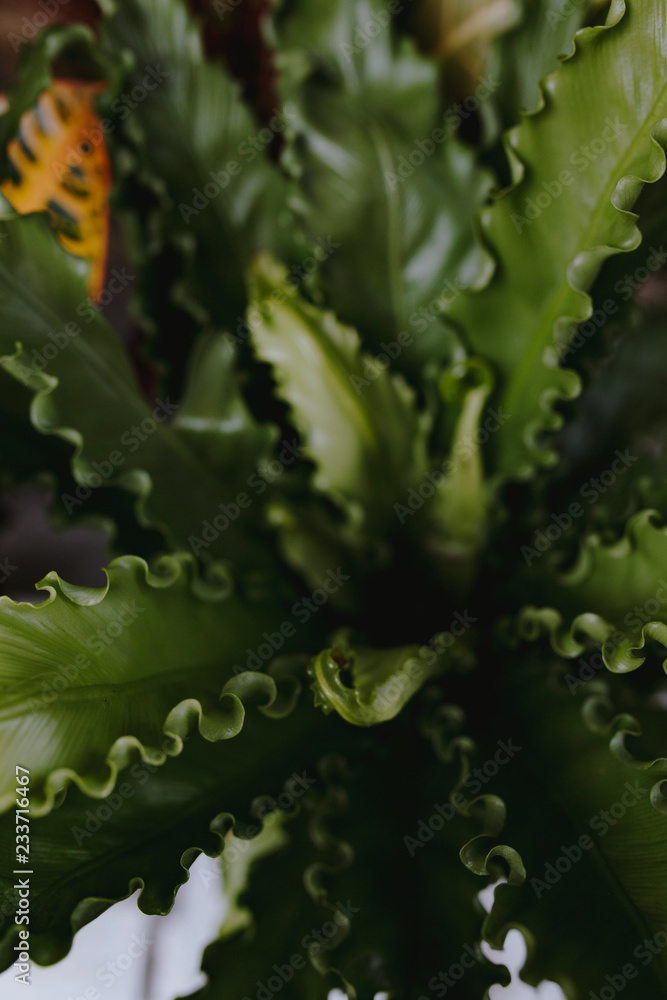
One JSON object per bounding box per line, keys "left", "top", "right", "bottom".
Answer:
{"left": 1, "top": 79, "right": 111, "bottom": 301}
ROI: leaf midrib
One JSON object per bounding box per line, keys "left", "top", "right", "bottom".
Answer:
{"left": 503, "top": 72, "right": 667, "bottom": 422}
{"left": 0, "top": 661, "right": 227, "bottom": 721}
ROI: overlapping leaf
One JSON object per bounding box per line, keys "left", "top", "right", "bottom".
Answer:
{"left": 0, "top": 212, "right": 276, "bottom": 569}
{"left": 551, "top": 293, "right": 667, "bottom": 530}
{"left": 1, "top": 80, "right": 111, "bottom": 301}
{"left": 481, "top": 654, "right": 667, "bottom": 998}
{"left": 0, "top": 24, "right": 115, "bottom": 165}
{"left": 520, "top": 509, "right": 667, "bottom": 675}
{"left": 172, "top": 330, "right": 278, "bottom": 489}
{"left": 248, "top": 253, "right": 431, "bottom": 532}
{"left": 484, "top": 0, "right": 596, "bottom": 136}
{"left": 270, "top": 0, "right": 493, "bottom": 373}
{"left": 183, "top": 720, "right": 512, "bottom": 999}
{"left": 0, "top": 684, "right": 329, "bottom": 970}
{"left": 179, "top": 778, "right": 350, "bottom": 1000}
{"left": 0, "top": 1, "right": 664, "bottom": 996}
{"left": 101, "top": 0, "right": 293, "bottom": 329}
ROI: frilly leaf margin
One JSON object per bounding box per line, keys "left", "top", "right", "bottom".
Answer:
{"left": 1, "top": 344, "right": 170, "bottom": 551}
{"left": 519, "top": 510, "right": 667, "bottom": 676}
{"left": 0, "top": 552, "right": 300, "bottom": 817}
{"left": 447, "top": 0, "right": 667, "bottom": 479}
{"left": 482, "top": 674, "right": 667, "bottom": 990}
{"left": 0, "top": 773, "right": 307, "bottom": 972}
{"left": 422, "top": 700, "right": 525, "bottom": 885}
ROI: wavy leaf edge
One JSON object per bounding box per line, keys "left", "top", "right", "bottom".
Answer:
{"left": 1, "top": 552, "right": 298, "bottom": 817}
{"left": 449, "top": 0, "right": 667, "bottom": 480}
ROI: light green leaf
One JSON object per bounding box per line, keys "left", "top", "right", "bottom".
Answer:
{"left": 0, "top": 552, "right": 296, "bottom": 816}
{"left": 447, "top": 0, "right": 667, "bottom": 480}
{"left": 309, "top": 628, "right": 471, "bottom": 726}
{"left": 248, "top": 253, "right": 431, "bottom": 532}
{"left": 414, "top": 358, "right": 495, "bottom": 582}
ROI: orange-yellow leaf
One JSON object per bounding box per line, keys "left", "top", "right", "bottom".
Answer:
{"left": 1, "top": 80, "right": 111, "bottom": 301}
